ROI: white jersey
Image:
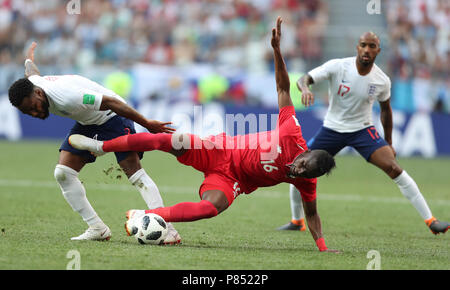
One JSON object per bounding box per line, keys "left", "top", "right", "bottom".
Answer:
{"left": 28, "top": 74, "right": 126, "bottom": 125}
{"left": 308, "top": 56, "right": 391, "bottom": 133}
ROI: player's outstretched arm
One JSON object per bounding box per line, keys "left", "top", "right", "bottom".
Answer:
{"left": 271, "top": 16, "right": 293, "bottom": 109}
{"left": 24, "top": 42, "right": 40, "bottom": 77}
{"left": 303, "top": 199, "right": 340, "bottom": 253}
{"left": 100, "top": 95, "right": 175, "bottom": 134}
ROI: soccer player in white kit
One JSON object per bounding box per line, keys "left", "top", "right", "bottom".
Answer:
{"left": 7, "top": 42, "right": 182, "bottom": 243}
{"left": 278, "top": 32, "right": 449, "bottom": 235}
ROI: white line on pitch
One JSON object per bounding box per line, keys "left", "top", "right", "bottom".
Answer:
{"left": 0, "top": 179, "right": 449, "bottom": 206}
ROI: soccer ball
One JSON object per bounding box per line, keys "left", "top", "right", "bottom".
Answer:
{"left": 131, "top": 213, "right": 168, "bottom": 245}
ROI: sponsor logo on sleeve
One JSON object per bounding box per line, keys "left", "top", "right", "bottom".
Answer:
{"left": 82, "top": 94, "right": 96, "bottom": 105}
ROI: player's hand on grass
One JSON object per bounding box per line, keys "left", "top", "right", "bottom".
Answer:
{"left": 301, "top": 89, "right": 315, "bottom": 107}
{"left": 271, "top": 16, "right": 282, "bottom": 49}
{"left": 145, "top": 120, "right": 176, "bottom": 134}
{"left": 26, "top": 41, "right": 37, "bottom": 62}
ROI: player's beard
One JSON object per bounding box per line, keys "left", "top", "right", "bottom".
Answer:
{"left": 40, "top": 95, "right": 50, "bottom": 119}
{"left": 358, "top": 54, "right": 374, "bottom": 67}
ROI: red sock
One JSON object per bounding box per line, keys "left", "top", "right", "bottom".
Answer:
{"left": 145, "top": 200, "right": 218, "bottom": 222}
{"left": 103, "top": 133, "right": 172, "bottom": 152}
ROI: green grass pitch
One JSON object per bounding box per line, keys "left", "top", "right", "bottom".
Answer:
{"left": 0, "top": 140, "right": 448, "bottom": 270}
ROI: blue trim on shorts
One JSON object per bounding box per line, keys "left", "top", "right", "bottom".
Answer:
{"left": 308, "top": 126, "right": 388, "bottom": 161}
{"left": 60, "top": 115, "right": 143, "bottom": 163}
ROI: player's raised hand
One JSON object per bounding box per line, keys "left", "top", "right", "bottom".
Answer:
{"left": 271, "top": 16, "right": 282, "bottom": 49}
{"left": 24, "top": 41, "right": 41, "bottom": 77}
{"left": 301, "top": 88, "right": 315, "bottom": 107}
{"left": 145, "top": 120, "right": 176, "bottom": 134}
{"left": 26, "top": 41, "right": 37, "bottom": 62}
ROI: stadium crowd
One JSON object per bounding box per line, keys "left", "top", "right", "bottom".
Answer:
{"left": 0, "top": 0, "right": 448, "bottom": 113}
{"left": 386, "top": 0, "right": 449, "bottom": 113}
{"left": 0, "top": 0, "right": 327, "bottom": 71}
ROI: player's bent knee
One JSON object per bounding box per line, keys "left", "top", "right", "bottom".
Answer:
{"left": 200, "top": 200, "right": 220, "bottom": 218}
{"left": 54, "top": 165, "right": 66, "bottom": 183}
{"left": 212, "top": 200, "right": 228, "bottom": 214}
{"left": 202, "top": 190, "right": 229, "bottom": 214}
{"left": 118, "top": 153, "right": 142, "bottom": 178}
{"left": 385, "top": 162, "right": 403, "bottom": 179}
{"left": 54, "top": 164, "right": 79, "bottom": 184}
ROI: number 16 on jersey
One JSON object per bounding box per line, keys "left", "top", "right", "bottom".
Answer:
{"left": 261, "top": 160, "right": 279, "bottom": 173}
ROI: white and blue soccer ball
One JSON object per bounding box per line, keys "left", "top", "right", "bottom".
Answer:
{"left": 130, "top": 213, "right": 168, "bottom": 245}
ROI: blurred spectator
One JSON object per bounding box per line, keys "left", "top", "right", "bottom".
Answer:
{"left": 386, "top": 0, "right": 450, "bottom": 113}
{"left": 0, "top": 0, "right": 328, "bottom": 105}
{"left": 0, "top": 0, "right": 447, "bottom": 113}
{"left": 2, "top": 0, "right": 327, "bottom": 66}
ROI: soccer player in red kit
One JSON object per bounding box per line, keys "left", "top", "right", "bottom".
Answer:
{"left": 69, "top": 17, "right": 339, "bottom": 252}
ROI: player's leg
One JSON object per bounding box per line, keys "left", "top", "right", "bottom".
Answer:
{"left": 141, "top": 190, "right": 226, "bottom": 223}
{"left": 138, "top": 172, "right": 234, "bottom": 222}
{"left": 101, "top": 116, "right": 182, "bottom": 243}
{"left": 125, "top": 190, "right": 224, "bottom": 243}
{"left": 118, "top": 152, "right": 164, "bottom": 210}
{"left": 369, "top": 146, "right": 449, "bottom": 234}
{"left": 104, "top": 116, "right": 168, "bottom": 210}
{"left": 277, "top": 184, "right": 306, "bottom": 231}
{"left": 70, "top": 132, "right": 225, "bottom": 176}
{"left": 55, "top": 150, "right": 111, "bottom": 241}
{"left": 126, "top": 173, "right": 235, "bottom": 241}
{"left": 69, "top": 118, "right": 177, "bottom": 210}
{"left": 117, "top": 151, "right": 181, "bottom": 244}
{"left": 69, "top": 132, "right": 188, "bottom": 157}
{"left": 354, "top": 126, "right": 448, "bottom": 234}
{"left": 370, "top": 145, "right": 434, "bottom": 221}
{"left": 126, "top": 191, "right": 222, "bottom": 245}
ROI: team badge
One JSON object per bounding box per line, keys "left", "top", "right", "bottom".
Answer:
{"left": 367, "top": 84, "right": 377, "bottom": 98}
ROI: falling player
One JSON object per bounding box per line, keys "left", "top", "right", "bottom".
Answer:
{"left": 277, "top": 32, "right": 449, "bottom": 235}
{"left": 69, "top": 17, "right": 340, "bottom": 252}
{"left": 8, "top": 42, "right": 181, "bottom": 243}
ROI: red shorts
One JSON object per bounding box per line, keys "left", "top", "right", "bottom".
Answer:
{"left": 176, "top": 134, "right": 240, "bottom": 206}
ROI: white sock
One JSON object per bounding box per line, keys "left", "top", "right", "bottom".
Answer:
{"left": 393, "top": 170, "right": 432, "bottom": 220}
{"left": 54, "top": 164, "right": 103, "bottom": 227}
{"left": 289, "top": 184, "right": 304, "bottom": 220}
{"left": 128, "top": 168, "right": 164, "bottom": 209}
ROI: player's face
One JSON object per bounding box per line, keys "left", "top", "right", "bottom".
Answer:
{"left": 357, "top": 36, "right": 380, "bottom": 66}
{"left": 290, "top": 151, "right": 322, "bottom": 179}
{"left": 18, "top": 88, "right": 49, "bottom": 120}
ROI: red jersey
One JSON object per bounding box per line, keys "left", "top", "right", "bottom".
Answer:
{"left": 178, "top": 106, "right": 317, "bottom": 203}
{"left": 228, "top": 105, "right": 317, "bottom": 202}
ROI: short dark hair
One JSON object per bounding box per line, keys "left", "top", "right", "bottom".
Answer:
{"left": 312, "top": 149, "right": 336, "bottom": 177}
{"left": 8, "top": 78, "right": 34, "bottom": 108}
